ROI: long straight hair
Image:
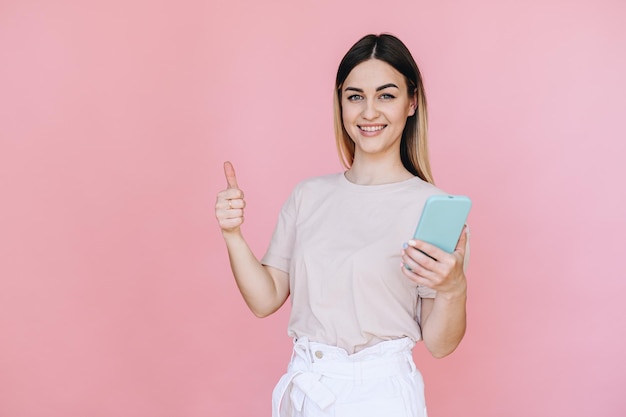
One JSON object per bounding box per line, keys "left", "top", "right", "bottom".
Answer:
{"left": 333, "top": 34, "right": 434, "bottom": 184}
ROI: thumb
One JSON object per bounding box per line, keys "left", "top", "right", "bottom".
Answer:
{"left": 455, "top": 225, "right": 468, "bottom": 255}
{"left": 223, "top": 161, "right": 239, "bottom": 189}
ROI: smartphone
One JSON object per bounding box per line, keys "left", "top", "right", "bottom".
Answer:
{"left": 413, "top": 195, "right": 472, "bottom": 254}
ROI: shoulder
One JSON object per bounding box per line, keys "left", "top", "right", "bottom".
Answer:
{"left": 404, "top": 177, "right": 449, "bottom": 198}
{"left": 279, "top": 173, "right": 343, "bottom": 212}
{"left": 292, "top": 172, "right": 344, "bottom": 196}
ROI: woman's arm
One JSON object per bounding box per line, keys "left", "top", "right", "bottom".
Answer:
{"left": 215, "top": 162, "right": 290, "bottom": 318}
{"left": 417, "top": 290, "right": 466, "bottom": 358}
{"left": 401, "top": 228, "right": 468, "bottom": 358}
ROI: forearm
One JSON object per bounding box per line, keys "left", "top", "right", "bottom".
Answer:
{"left": 223, "top": 231, "right": 287, "bottom": 317}
{"left": 421, "top": 289, "right": 467, "bottom": 358}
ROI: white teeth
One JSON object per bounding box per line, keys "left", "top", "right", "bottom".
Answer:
{"left": 360, "top": 125, "right": 385, "bottom": 132}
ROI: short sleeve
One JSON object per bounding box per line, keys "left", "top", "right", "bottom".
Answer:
{"left": 417, "top": 285, "right": 437, "bottom": 299}
{"left": 260, "top": 188, "right": 298, "bottom": 273}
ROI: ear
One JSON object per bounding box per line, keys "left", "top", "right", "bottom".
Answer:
{"left": 408, "top": 89, "right": 418, "bottom": 116}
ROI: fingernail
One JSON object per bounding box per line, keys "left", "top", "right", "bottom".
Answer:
{"left": 402, "top": 242, "right": 408, "bottom": 249}
{"left": 408, "top": 240, "right": 417, "bottom": 247}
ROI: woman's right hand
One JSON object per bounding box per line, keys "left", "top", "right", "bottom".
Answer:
{"left": 215, "top": 161, "right": 246, "bottom": 235}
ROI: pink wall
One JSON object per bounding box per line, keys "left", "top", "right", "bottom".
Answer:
{"left": 1, "top": 0, "right": 625, "bottom": 416}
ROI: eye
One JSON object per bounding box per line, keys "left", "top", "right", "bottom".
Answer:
{"left": 347, "top": 94, "right": 363, "bottom": 102}
{"left": 379, "top": 93, "right": 395, "bottom": 100}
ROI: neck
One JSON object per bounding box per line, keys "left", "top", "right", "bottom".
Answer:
{"left": 345, "top": 158, "right": 414, "bottom": 185}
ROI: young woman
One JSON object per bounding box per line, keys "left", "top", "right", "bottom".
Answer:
{"left": 215, "top": 33, "right": 469, "bottom": 417}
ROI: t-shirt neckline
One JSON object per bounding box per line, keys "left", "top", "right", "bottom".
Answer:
{"left": 339, "top": 171, "right": 423, "bottom": 193}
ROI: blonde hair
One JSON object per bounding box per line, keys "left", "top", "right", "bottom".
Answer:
{"left": 333, "top": 34, "right": 435, "bottom": 184}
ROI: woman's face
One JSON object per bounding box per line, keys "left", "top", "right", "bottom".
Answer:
{"left": 341, "top": 59, "right": 416, "bottom": 162}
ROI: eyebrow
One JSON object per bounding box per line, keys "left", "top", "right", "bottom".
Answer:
{"left": 344, "top": 83, "right": 399, "bottom": 93}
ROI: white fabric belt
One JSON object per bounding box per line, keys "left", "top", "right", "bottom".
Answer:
{"left": 273, "top": 337, "right": 416, "bottom": 416}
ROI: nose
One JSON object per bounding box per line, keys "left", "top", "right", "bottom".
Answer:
{"left": 361, "top": 98, "right": 379, "bottom": 120}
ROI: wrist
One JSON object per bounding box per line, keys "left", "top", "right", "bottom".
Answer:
{"left": 436, "top": 283, "right": 467, "bottom": 302}
{"left": 221, "top": 228, "right": 243, "bottom": 242}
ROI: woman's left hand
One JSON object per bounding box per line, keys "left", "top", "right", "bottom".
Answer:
{"left": 400, "top": 226, "right": 468, "bottom": 296}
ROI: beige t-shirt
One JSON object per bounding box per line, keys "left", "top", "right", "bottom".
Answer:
{"left": 262, "top": 173, "right": 464, "bottom": 353}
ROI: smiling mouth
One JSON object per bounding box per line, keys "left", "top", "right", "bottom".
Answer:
{"left": 358, "top": 125, "right": 386, "bottom": 132}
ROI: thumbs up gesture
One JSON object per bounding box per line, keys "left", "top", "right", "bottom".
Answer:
{"left": 215, "top": 161, "right": 246, "bottom": 234}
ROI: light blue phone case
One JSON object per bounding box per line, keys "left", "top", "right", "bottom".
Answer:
{"left": 413, "top": 195, "right": 472, "bottom": 253}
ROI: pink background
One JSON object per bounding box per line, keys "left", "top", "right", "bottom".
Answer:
{"left": 1, "top": 0, "right": 625, "bottom": 416}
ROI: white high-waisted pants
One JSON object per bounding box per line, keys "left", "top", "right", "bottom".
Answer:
{"left": 272, "top": 337, "right": 428, "bottom": 417}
